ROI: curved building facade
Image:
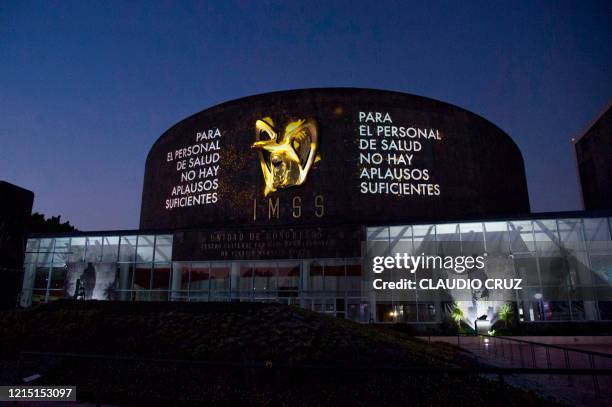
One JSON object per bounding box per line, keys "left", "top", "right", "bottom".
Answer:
{"left": 19, "top": 89, "right": 612, "bottom": 328}
{"left": 141, "top": 88, "right": 529, "bottom": 231}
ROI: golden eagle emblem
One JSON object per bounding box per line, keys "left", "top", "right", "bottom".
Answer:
{"left": 251, "top": 117, "right": 320, "bottom": 196}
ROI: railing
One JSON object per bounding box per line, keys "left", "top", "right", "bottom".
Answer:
{"left": 13, "top": 350, "right": 612, "bottom": 405}
{"left": 425, "top": 333, "right": 612, "bottom": 400}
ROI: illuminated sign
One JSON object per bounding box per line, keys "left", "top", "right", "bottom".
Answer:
{"left": 357, "top": 111, "right": 442, "bottom": 197}
{"left": 140, "top": 88, "right": 530, "bottom": 231}
{"left": 252, "top": 117, "right": 320, "bottom": 196}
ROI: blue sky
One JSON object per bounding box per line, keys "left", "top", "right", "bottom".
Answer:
{"left": 1, "top": 1, "right": 610, "bottom": 230}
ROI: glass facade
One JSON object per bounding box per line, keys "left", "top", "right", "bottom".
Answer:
{"left": 368, "top": 216, "right": 612, "bottom": 323}
{"left": 20, "top": 233, "right": 365, "bottom": 322}
{"left": 20, "top": 214, "right": 612, "bottom": 325}
{"left": 21, "top": 234, "right": 173, "bottom": 306}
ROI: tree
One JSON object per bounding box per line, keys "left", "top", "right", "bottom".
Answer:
{"left": 28, "top": 213, "right": 77, "bottom": 233}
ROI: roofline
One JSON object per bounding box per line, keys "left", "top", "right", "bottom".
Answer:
{"left": 372, "top": 208, "right": 612, "bottom": 229}
{"left": 571, "top": 101, "right": 612, "bottom": 145}
{"left": 27, "top": 209, "right": 612, "bottom": 239}
{"left": 146, "top": 87, "right": 523, "bottom": 163}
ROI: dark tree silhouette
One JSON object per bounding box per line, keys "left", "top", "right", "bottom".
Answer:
{"left": 29, "top": 212, "right": 78, "bottom": 233}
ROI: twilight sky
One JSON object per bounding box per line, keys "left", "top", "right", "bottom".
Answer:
{"left": 1, "top": 1, "right": 610, "bottom": 230}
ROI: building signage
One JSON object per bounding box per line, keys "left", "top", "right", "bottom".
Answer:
{"left": 172, "top": 225, "right": 363, "bottom": 261}
{"left": 140, "top": 89, "right": 529, "bottom": 231}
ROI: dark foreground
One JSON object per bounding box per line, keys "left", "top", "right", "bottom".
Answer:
{"left": 0, "top": 301, "right": 560, "bottom": 406}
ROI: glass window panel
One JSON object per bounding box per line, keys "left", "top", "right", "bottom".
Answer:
{"left": 533, "top": 220, "right": 560, "bottom": 254}
{"left": 508, "top": 220, "right": 534, "bottom": 253}
{"left": 460, "top": 222, "right": 485, "bottom": 255}
{"left": 436, "top": 223, "right": 461, "bottom": 256}
{"left": 598, "top": 301, "right": 612, "bottom": 320}
{"left": 97, "top": 263, "right": 119, "bottom": 300}
{"left": 278, "top": 262, "right": 299, "bottom": 294}
{"left": 417, "top": 303, "right": 437, "bottom": 322}
{"left": 412, "top": 224, "right": 437, "bottom": 255}
{"left": 102, "top": 236, "right": 120, "bottom": 262}
{"left": 54, "top": 238, "right": 71, "bottom": 252}
{"left": 514, "top": 254, "right": 540, "bottom": 286}
{"left": 151, "top": 263, "right": 171, "bottom": 290}
{"left": 239, "top": 264, "right": 254, "bottom": 293}
{"left": 367, "top": 227, "right": 389, "bottom": 242}
{"left": 389, "top": 227, "right": 415, "bottom": 257}
{"left": 190, "top": 263, "right": 210, "bottom": 292}
{"left": 568, "top": 251, "right": 593, "bottom": 286}
{"left": 136, "top": 235, "right": 155, "bottom": 262}
{"left": 254, "top": 263, "right": 276, "bottom": 292}
{"left": 309, "top": 261, "right": 323, "bottom": 291}
{"left": 484, "top": 222, "right": 510, "bottom": 255}
{"left": 395, "top": 303, "right": 418, "bottom": 322}
{"left": 26, "top": 238, "right": 39, "bottom": 252}
{"left": 590, "top": 254, "right": 612, "bottom": 285}
{"left": 570, "top": 301, "right": 586, "bottom": 320}
{"left": 34, "top": 265, "right": 50, "bottom": 289}
{"left": 210, "top": 263, "right": 230, "bottom": 292}
{"left": 324, "top": 260, "right": 345, "bottom": 291}
{"left": 49, "top": 266, "right": 67, "bottom": 290}
{"left": 36, "top": 251, "right": 53, "bottom": 265}
{"left": 52, "top": 251, "right": 68, "bottom": 266}
{"left": 85, "top": 236, "right": 103, "bottom": 262}
{"left": 171, "top": 262, "right": 190, "bottom": 292}
{"left": 538, "top": 256, "right": 570, "bottom": 287}
{"left": 542, "top": 300, "right": 572, "bottom": 321}
{"left": 367, "top": 227, "right": 389, "bottom": 258}
{"left": 119, "top": 236, "right": 137, "bottom": 262}
{"left": 584, "top": 218, "right": 612, "bottom": 251}
{"left": 22, "top": 263, "right": 37, "bottom": 290}
{"left": 154, "top": 235, "right": 173, "bottom": 262}
{"left": 558, "top": 219, "right": 585, "bottom": 251}
{"left": 24, "top": 252, "right": 37, "bottom": 264}
{"left": 39, "top": 238, "right": 54, "bottom": 252}
{"left": 347, "top": 300, "right": 369, "bottom": 323}
{"left": 116, "top": 263, "right": 135, "bottom": 291}
{"left": 518, "top": 294, "right": 546, "bottom": 321}
{"left": 389, "top": 225, "right": 412, "bottom": 243}
{"left": 68, "top": 237, "right": 87, "bottom": 262}
{"left": 346, "top": 263, "right": 361, "bottom": 292}
{"left": 389, "top": 226, "right": 414, "bottom": 254}
{"left": 133, "top": 264, "right": 151, "bottom": 290}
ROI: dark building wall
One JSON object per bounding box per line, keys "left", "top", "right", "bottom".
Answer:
{"left": 141, "top": 88, "right": 530, "bottom": 230}
{"left": 0, "top": 181, "right": 34, "bottom": 308}
{"left": 575, "top": 104, "right": 612, "bottom": 210}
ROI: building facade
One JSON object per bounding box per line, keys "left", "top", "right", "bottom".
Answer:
{"left": 574, "top": 103, "right": 612, "bottom": 210}
{"left": 20, "top": 212, "right": 612, "bottom": 323}
{"left": 1, "top": 181, "right": 34, "bottom": 309}
{"left": 17, "top": 89, "right": 612, "bottom": 326}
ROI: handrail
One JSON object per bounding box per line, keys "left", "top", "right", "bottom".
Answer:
{"left": 17, "top": 350, "right": 612, "bottom": 375}
{"left": 471, "top": 333, "right": 612, "bottom": 359}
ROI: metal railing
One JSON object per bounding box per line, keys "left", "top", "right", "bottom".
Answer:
{"left": 425, "top": 333, "right": 612, "bottom": 399}
{"left": 13, "top": 350, "right": 612, "bottom": 403}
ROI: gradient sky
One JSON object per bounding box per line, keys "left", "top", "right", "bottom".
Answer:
{"left": 1, "top": 1, "right": 610, "bottom": 230}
